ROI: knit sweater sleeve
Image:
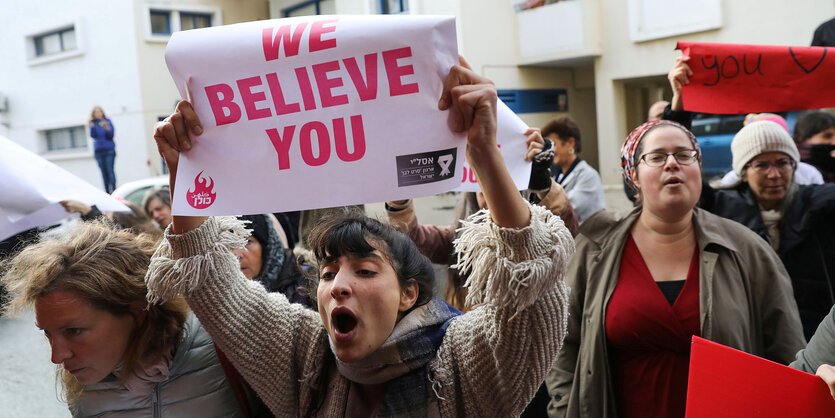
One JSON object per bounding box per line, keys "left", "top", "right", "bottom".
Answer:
{"left": 145, "top": 217, "right": 328, "bottom": 414}
{"left": 435, "top": 203, "right": 574, "bottom": 416}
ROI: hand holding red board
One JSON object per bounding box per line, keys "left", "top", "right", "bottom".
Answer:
{"left": 686, "top": 336, "right": 835, "bottom": 417}
{"left": 676, "top": 42, "right": 835, "bottom": 114}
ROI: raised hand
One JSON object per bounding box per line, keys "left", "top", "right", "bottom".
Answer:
{"left": 669, "top": 55, "right": 693, "bottom": 111}
{"left": 152, "top": 100, "right": 205, "bottom": 233}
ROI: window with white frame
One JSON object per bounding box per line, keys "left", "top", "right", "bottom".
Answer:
{"left": 283, "top": 0, "right": 336, "bottom": 17}
{"left": 379, "top": 0, "right": 408, "bottom": 14}
{"left": 42, "top": 126, "right": 87, "bottom": 152}
{"left": 26, "top": 23, "right": 83, "bottom": 64}
{"left": 145, "top": 5, "right": 219, "bottom": 40}
{"left": 33, "top": 27, "right": 77, "bottom": 57}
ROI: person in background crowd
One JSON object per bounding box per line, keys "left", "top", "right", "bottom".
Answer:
{"left": 61, "top": 198, "right": 162, "bottom": 238}
{"left": 142, "top": 187, "right": 172, "bottom": 229}
{"left": 699, "top": 121, "right": 835, "bottom": 340}
{"left": 543, "top": 116, "right": 606, "bottom": 222}
{"left": 793, "top": 110, "right": 835, "bottom": 183}
{"left": 111, "top": 200, "right": 164, "bottom": 238}
{"left": 670, "top": 56, "right": 835, "bottom": 340}
{"left": 87, "top": 106, "right": 117, "bottom": 194}
{"left": 718, "top": 113, "right": 824, "bottom": 186}
{"left": 0, "top": 221, "right": 260, "bottom": 417}
{"left": 648, "top": 100, "right": 669, "bottom": 122}
{"left": 547, "top": 120, "right": 805, "bottom": 418}
{"left": 812, "top": 7, "right": 835, "bottom": 47}
{"left": 235, "top": 214, "right": 311, "bottom": 307}
{"left": 271, "top": 211, "right": 300, "bottom": 249}
{"left": 146, "top": 63, "right": 574, "bottom": 416}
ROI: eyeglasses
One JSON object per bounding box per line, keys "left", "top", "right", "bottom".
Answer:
{"left": 745, "top": 158, "right": 796, "bottom": 174}
{"left": 639, "top": 150, "right": 699, "bottom": 167}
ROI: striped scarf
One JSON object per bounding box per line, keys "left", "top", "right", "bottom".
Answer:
{"left": 333, "top": 298, "right": 461, "bottom": 416}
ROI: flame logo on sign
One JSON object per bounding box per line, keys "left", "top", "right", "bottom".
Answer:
{"left": 186, "top": 171, "right": 217, "bottom": 209}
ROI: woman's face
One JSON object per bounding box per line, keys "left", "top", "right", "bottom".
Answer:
{"left": 92, "top": 108, "right": 104, "bottom": 119}
{"left": 232, "top": 236, "right": 263, "bottom": 279}
{"left": 316, "top": 249, "right": 417, "bottom": 363}
{"left": 547, "top": 134, "right": 575, "bottom": 166}
{"left": 35, "top": 290, "right": 136, "bottom": 385}
{"left": 634, "top": 126, "right": 702, "bottom": 215}
{"left": 147, "top": 197, "right": 172, "bottom": 228}
{"left": 804, "top": 126, "right": 835, "bottom": 145}
{"left": 743, "top": 152, "right": 794, "bottom": 210}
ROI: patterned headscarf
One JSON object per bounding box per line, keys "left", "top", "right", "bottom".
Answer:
{"left": 620, "top": 120, "right": 701, "bottom": 196}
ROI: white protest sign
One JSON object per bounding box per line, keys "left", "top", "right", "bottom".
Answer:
{"left": 454, "top": 99, "right": 532, "bottom": 192}
{"left": 165, "top": 15, "right": 466, "bottom": 215}
{"left": 0, "top": 136, "right": 130, "bottom": 241}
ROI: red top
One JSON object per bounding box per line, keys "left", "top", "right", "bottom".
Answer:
{"left": 605, "top": 236, "right": 700, "bottom": 418}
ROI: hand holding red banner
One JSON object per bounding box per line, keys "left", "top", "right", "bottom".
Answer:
{"left": 676, "top": 42, "right": 835, "bottom": 114}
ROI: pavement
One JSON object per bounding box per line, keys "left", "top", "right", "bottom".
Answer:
{"left": 0, "top": 310, "right": 71, "bottom": 417}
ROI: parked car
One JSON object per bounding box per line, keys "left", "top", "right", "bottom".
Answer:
{"left": 692, "top": 111, "right": 803, "bottom": 181}
{"left": 111, "top": 175, "right": 168, "bottom": 207}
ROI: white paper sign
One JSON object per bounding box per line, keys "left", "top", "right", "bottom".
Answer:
{"left": 165, "top": 15, "right": 469, "bottom": 215}
{"left": 454, "top": 99, "right": 532, "bottom": 192}
{"left": 0, "top": 136, "right": 131, "bottom": 242}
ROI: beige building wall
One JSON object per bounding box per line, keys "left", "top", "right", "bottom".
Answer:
{"left": 133, "top": 0, "right": 270, "bottom": 175}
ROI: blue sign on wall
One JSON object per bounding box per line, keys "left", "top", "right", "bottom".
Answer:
{"left": 497, "top": 89, "right": 568, "bottom": 114}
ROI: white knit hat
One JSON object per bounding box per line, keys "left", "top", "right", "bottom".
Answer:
{"left": 731, "top": 120, "right": 800, "bottom": 176}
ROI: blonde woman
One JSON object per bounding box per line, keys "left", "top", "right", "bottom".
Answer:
{"left": 0, "top": 221, "right": 252, "bottom": 416}
{"left": 87, "top": 106, "right": 116, "bottom": 193}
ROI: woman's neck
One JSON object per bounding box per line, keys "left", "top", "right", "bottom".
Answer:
{"left": 634, "top": 207, "right": 694, "bottom": 244}
{"left": 560, "top": 154, "right": 578, "bottom": 174}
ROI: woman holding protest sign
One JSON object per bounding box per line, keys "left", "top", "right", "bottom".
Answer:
{"left": 546, "top": 119, "right": 805, "bottom": 417}
{"left": 670, "top": 55, "right": 835, "bottom": 341}
{"left": 147, "top": 62, "right": 574, "bottom": 416}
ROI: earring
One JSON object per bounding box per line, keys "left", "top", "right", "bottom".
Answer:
{"left": 569, "top": 147, "right": 575, "bottom": 155}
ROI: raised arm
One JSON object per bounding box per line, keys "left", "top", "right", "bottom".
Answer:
{"left": 439, "top": 61, "right": 530, "bottom": 228}
{"left": 148, "top": 101, "right": 325, "bottom": 414}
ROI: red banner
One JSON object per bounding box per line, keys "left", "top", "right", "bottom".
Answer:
{"left": 677, "top": 42, "right": 835, "bottom": 114}
{"left": 686, "top": 336, "right": 835, "bottom": 417}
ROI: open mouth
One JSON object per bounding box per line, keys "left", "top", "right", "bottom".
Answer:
{"left": 331, "top": 307, "right": 358, "bottom": 341}
{"left": 664, "top": 178, "right": 683, "bottom": 185}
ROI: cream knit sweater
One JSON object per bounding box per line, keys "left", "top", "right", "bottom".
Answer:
{"left": 145, "top": 204, "right": 573, "bottom": 417}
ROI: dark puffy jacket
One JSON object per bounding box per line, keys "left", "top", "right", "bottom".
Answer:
{"left": 701, "top": 183, "right": 835, "bottom": 340}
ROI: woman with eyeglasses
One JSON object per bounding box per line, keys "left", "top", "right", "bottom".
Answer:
{"left": 699, "top": 120, "right": 835, "bottom": 341}
{"left": 546, "top": 120, "right": 805, "bottom": 418}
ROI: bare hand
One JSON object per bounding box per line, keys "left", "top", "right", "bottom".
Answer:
{"left": 544, "top": 182, "right": 568, "bottom": 213}
{"left": 438, "top": 56, "right": 497, "bottom": 152}
{"left": 669, "top": 55, "right": 693, "bottom": 111}
{"left": 524, "top": 128, "right": 545, "bottom": 161}
{"left": 60, "top": 200, "right": 92, "bottom": 216}
{"left": 152, "top": 100, "right": 206, "bottom": 234}
{"left": 817, "top": 364, "right": 835, "bottom": 400}
{"left": 152, "top": 101, "right": 203, "bottom": 193}
{"left": 438, "top": 57, "right": 528, "bottom": 228}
